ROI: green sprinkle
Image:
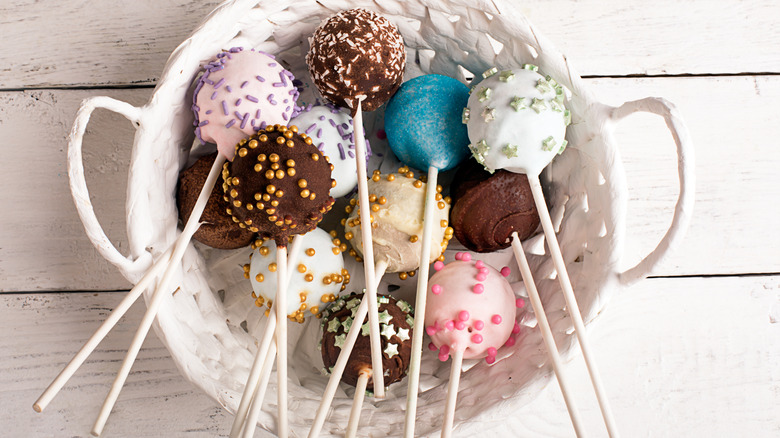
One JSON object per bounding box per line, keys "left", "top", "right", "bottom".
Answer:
{"left": 361, "top": 322, "right": 370, "bottom": 336}
{"left": 334, "top": 333, "right": 347, "bottom": 348}
{"left": 536, "top": 78, "right": 552, "bottom": 94}
{"left": 503, "top": 144, "right": 519, "bottom": 158}
{"left": 462, "top": 107, "right": 470, "bottom": 124}
{"left": 563, "top": 109, "right": 572, "bottom": 126}
{"left": 545, "top": 75, "right": 558, "bottom": 88}
{"left": 550, "top": 100, "right": 565, "bottom": 113}
{"left": 478, "top": 87, "right": 492, "bottom": 102}
{"left": 343, "top": 316, "right": 353, "bottom": 332}
{"left": 522, "top": 64, "right": 539, "bottom": 72}
{"left": 482, "top": 67, "right": 498, "bottom": 79}
{"left": 406, "top": 314, "right": 415, "bottom": 328}
{"left": 378, "top": 296, "right": 390, "bottom": 304}
{"left": 557, "top": 139, "right": 568, "bottom": 155}
{"left": 499, "top": 70, "right": 515, "bottom": 82}
{"left": 346, "top": 297, "right": 360, "bottom": 309}
{"left": 397, "top": 300, "right": 412, "bottom": 314}
{"left": 542, "top": 136, "right": 557, "bottom": 152}
{"left": 554, "top": 86, "right": 565, "bottom": 103}
{"left": 481, "top": 107, "right": 496, "bottom": 122}
{"left": 510, "top": 96, "right": 526, "bottom": 112}
{"left": 327, "top": 318, "right": 341, "bottom": 333}
{"left": 384, "top": 343, "right": 399, "bottom": 358}
{"left": 531, "top": 98, "right": 547, "bottom": 113}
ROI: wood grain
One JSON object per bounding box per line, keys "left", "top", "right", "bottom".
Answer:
{"left": 3, "top": 277, "right": 777, "bottom": 437}
{"left": 1, "top": 0, "right": 779, "bottom": 89}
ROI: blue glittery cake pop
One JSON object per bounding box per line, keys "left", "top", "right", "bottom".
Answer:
{"left": 384, "top": 74, "right": 470, "bottom": 171}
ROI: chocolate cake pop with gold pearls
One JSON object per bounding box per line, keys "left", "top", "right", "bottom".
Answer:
{"left": 320, "top": 292, "right": 414, "bottom": 390}
{"left": 221, "top": 124, "right": 336, "bottom": 245}
{"left": 306, "top": 8, "right": 406, "bottom": 113}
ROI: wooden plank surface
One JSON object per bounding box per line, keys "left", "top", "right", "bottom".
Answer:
{"left": 1, "top": 0, "right": 779, "bottom": 89}
{"left": 3, "top": 276, "right": 778, "bottom": 437}
{"left": 2, "top": 75, "right": 777, "bottom": 292}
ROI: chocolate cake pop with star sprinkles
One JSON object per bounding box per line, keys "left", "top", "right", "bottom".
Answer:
{"left": 320, "top": 292, "right": 414, "bottom": 390}
{"left": 306, "top": 8, "right": 406, "bottom": 113}
{"left": 221, "top": 124, "right": 336, "bottom": 245}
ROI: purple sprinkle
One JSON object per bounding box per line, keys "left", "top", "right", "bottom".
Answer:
{"left": 337, "top": 143, "right": 346, "bottom": 160}
{"left": 305, "top": 123, "right": 317, "bottom": 134}
{"left": 229, "top": 47, "right": 242, "bottom": 53}
{"left": 225, "top": 119, "right": 236, "bottom": 128}
{"left": 318, "top": 115, "right": 326, "bottom": 121}
{"left": 348, "top": 151, "right": 355, "bottom": 158}
{"left": 329, "top": 119, "right": 337, "bottom": 127}
{"left": 205, "top": 79, "right": 215, "bottom": 85}
{"left": 205, "top": 109, "right": 212, "bottom": 115}
{"left": 336, "top": 125, "right": 345, "bottom": 137}
{"left": 256, "top": 75, "right": 265, "bottom": 82}
{"left": 279, "top": 71, "right": 288, "bottom": 86}
{"left": 272, "top": 82, "right": 285, "bottom": 87}
{"left": 260, "top": 121, "right": 267, "bottom": 129}
{"left": 221, "top": 100, "right": 229, "bottom": 116}
{"left": 285, "top": 106, "right": 290, "bottom": 113}
{"left": 214, "top": 78, "right": 225, "bottom": 89}
{"left": 349, "top": 119, "right": 353, "bottom": 125}
{"left": 316, "top": 128, "right": 322, "bottom": 138}
{"left": 192, "top": 104, "right": 200, "bottom": 112}
{"left": 226, "top": 85, "right": 233, "bottom": 92}
{"left": 240, "top": 113, "right": 250, "bottom": 129}
{"left": 210, "top": 91, "right": 218, "bottom": 100}
{"left": 241, "top": 81, "right": 249, "bottom": 88}
{"left": 341, "top": 123, "right": 348, "bottom": 129}
{"left": 317, "top": 142, "right": 324, "bottom": 150}
{"left": 234, "top": 111, "right": 243, "bottom": 120}
{"left": 269, "top": 62, "right": 277, "bottom": 67}
{"left": 282, "top": 112, "right": 288, "bottom": 121}
{"left": 198, "top": 120, "right": 209, "bottom": 127}
{"left": 235, "top": 98, "right": 242, "bottom": 106}
{"left": 246, "top": 95, "right": 259, "bottom": 103}
{"left": 283, "top": 99, "right": 289, "bottom": 104}
{"left": 256, "top": 109, "right": 261, "bottom": 119}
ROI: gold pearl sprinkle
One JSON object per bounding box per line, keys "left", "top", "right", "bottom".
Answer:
{"left": 239, "top": 223, "right": 246, "bottom": 228}
{"left": 271, "top": 200, "right": 279, "bottom": 207}
{"left": 444, "top": 196, "right": 451, "bottom": 204}
{"left": 268, "top": 215, "right": 278, "bottom": 221}
{"left": 331, "top": 179, "right": 336, "bottom": 188}
{"left": 246, "top": 204, "right": 254, "bottom": 211}
{"left": 284, "top": 130, "right": 293, "bottom": 139}
{"left": 254, "top": 193, "right": 262, "bottom": 201}
{"left": 300, "top": 189, "right": 310, "bottom": 198}
{"left": 323, "top": 276, "right": 332, "bottom": 285}
{"left": 255, "top": 273, "right": 264, "bottom": 282}
{"left": 438, "top": 201, "right": 446, "bottom": 209}
{"left": 232, "top": 216, "right": 239, "bottom": 223}
{"left": 299, "top": 292, "right": 307, "bottom": 303}
{"left": 345, "top": 205, "right": 353, "bottom": 214}
{"left": 410, "top": 235, "right": 419, "bottom": 243}
{"left": 441, "top": 220, "right": 448, "bottom": 227}
{"left": 276, "top": 169, "right": 285, "bottom": 179}
{"left": 245, "top": 219, "right": 253, "bottom": 225}
{"left": 409, "top": 271, "right": 416, "bottom": 277}
{"left": 345, "top": 232, "right": 354, "bottom": 240}
{"left": 266, "top": 125, "right": 275, "bottom": 132}
{"left": 258, "top": 153, "right": 267, "bottom": 161}
{"left": 266, "top": 185, "right": 276, "bottom": 194}
{"left": 298, "top": 179, "right": 308, "bottom": 189}
{"left": 259, "top": 135, "right": 268, "bottom": 143}
{"left": 349, "top": 198, "right": 357, "bottom": 206}
{"left": 230, "top": 189, "right": 238, "bottom": 198}
{"left": 248, "top": 139, "right": 258, "bottom": 149}
{"left": 263, "top": 194, "right": 271, "bottom": 201}
{"left": 305, "top": 248, "right": 315, "bottom": 256}
{"left": 287, "top": 168, "right": 296, "bottom": 176}
{"left": 329, "top": 230, "right": 338, "bottom": 238}
{"left": 286, "top": 159, "right": 295, "bottom": 168}
{"left": 369, "top": 194, "right": 377, "bottom": 202}
{"left": 372, "top": 174, "right": 381, "bottom": 182}
{"left": 271, "top": 162, "right": 280, "bottom": 170}
{"left": 378, "top": 196, "right": 387, "bottom": 205}
{"left": 286, "top": 140, "right": 294, "bottom": 148}
{"left": 399, "top": 272, "right": 408, "bottom": 280}
{"left": 254, "top": 164, "right": 263, "bottom": 172}
{"left": 305, "top": 273, "right": 314, "bottom": 282}
{"left": 405, "top": 171, "right": 414, "bottom": 178}
{"left": 250, "top": 227, "right": 258, "bottom": 232}
{"left": 232, "top": 177, "right": 240, "bottom": 185}
{"left": 276, "top": 190, "right": 284, "bottom": 198}
{"left": 259, "top": 247, "right": 270, "bottom": 256}
{"left": 238, "top": 148, "right": 248, "bottom": 157}
{"left": 309, "top": 192, "right": 316, "bottom": 200}
{"left": 332, "top": 247, "right": 340, "bottom": 255}
{"left": 298, "top": 264, "right": 307, "bottom": 273}
{"left": 413, "top": 180, "right": 423, "bottom": 188}
{"left": 310, "top": 306, "right": 319, "bottom": 315}
{"left": 435, "top": 193, "right": 443, "bottom": 201}
{"left": 226, "top": 208, "right": 232, "bottom": 215}
{"left": 304, "top": 137, "right": 313, "bottom": 145}
{"left": 233, "top": 200, "right": 242, "bottom": 207}
{"left": 276, "top": 136, "right": 285, "bottom": 145}
{"left": 275, "top": 220, "right": 284, "bottom": 226}
{"left": 399, "top": 166, "right": 409, "bottom": 173}
{"left": 269, "top": 153, "right": 280, "bottom": 162}
{"left": 371, "top": 204, "right": 380, "bottom": 212}
{"left": 265, "top": 170, "right": 275, "bottom": 179}
{"left": 311, "top": 153, "right": 319, "bottom": 161}
{"left": 387, "top": 174, "right": 395, "bottom": 181}
{"left": 290, "top": 125, "right": 298, "bottom": 133}
{"left": 436, "top": 185, "right": 443, "bottom": 193}
{"left": 268, "top": 263, "right": 277, "bottom": 272}
{"left": 266, "top": 208, "right": 276, "bottom": 215}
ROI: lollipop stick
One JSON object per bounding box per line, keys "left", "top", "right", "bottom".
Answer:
{"left": 510, "top": 232, "right": 585, "bottom": 437}
{"left": 275, "top": 245, "right": 289, "bottom": 438}
{"left": 308, "top": 260, "right": 388, "bottom": 438}
{"left": 33, "top": 245, "right": 173, "bottom": 413}
{"left": 528, "top": 174, "right": 619, "bottom": 437}
{"left": 241, "top": 340, "right": 279, "bottom": 438}
{"left": 441, "top": 348, "right": 464, "bottom": 438}
{"left": 230, "top": 236, "right": 303, "bottom": 438}
{"left": 91, "top": 154, "right": 226, "bottom": 436}
{"left": 351, "top": 97, "right": 385, "bottom": 397}
{"left": 345, "top": 370, "right": 370, "bottom": 438}
{"left": 403, "top": 165, "right": 438, "bottom": 437}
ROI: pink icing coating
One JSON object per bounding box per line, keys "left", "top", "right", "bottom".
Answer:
{"left": 425, "top": 260, "right": 515, "bottom": 360}
{"left": 194, "top": 49, "right": 297, "bottom": 159}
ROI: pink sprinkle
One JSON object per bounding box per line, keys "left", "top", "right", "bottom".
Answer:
{"left": 455, "top": 252, "right": 463, "bottom": 261}
{"left": 516, "top": 298, "right": 525, "bottom": 309}
{"left": 479, "top": 267, "right": 489, "bottom": 275}
{"left": 461, "top": 253, "right": 472, "bottom": 262}
{"left": 440, "top": 344, "right": 450, "bottom": 355}
{"left": 431, "top": 284, "right": 442, "bottom": 295}
{"left": 485, "top": 356, "right": 496, "bottom": 365}
{"left": 455, "top": 321, "right": 466, "bottom": 330}
{"left": 433, "top": 261, "right": 445, "bottom": 271}
{"left": 445, "top": 320, "right": 455, "bottom": 331}
{"left": 473, "top": 284, "right": 484, "bottom": 294}
{"left": 438, "top": 352, "right": 450, "bottom": 362}
{"left": 501, "top": 266, "right": 511, "bottom": 277}
{"left": 474, "top": 320, "right": 484, "bottom": 330}
{"left": 476, "top": 273, "right": 487, "bottom": 282}
{"left": 505, "top": 337, "right": 516, "bottom": 347}
{"left": 458, "top": 310, "right": 470, "bottom": 321}
{"left": 512, "top": 322, "right": 521, "bottom": 334}
{"left": 376, "top": 129, "right": 387, "bottom": 140}
{"left": 428, "top": 342, "right": 437, "bottom": 351}
{"left": 471, "top": 334, "right": 483, "bottom": 344}
{"left": 491, "top": 314, "right": 502, "bottom": 325}
{"left": 475, "top": 260, "right": 485, "bottom": 268}
{"left": 426, "top": 326, "right": 437, "bottom": 336}
{"left": 487, "top": 347, "right": 497, "bottom": 356}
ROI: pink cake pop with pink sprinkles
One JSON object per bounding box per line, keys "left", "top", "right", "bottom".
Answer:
{"left": 192, "top": 47, "right": 299, "bottom": 159}
{"left": 425, "top": 253, "right": 520, "bottom": 365}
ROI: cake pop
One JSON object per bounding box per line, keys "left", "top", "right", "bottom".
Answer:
{"left": 319, "top": 292, "right": 414, "bottom": 437}
{"left": 289, "top": 103, "right": 367, "bottom": 198}
{"left": 307, "top": 8, "right": 407, "bottom": 397}
{"left": 177, "top": 152, "right": 256, "bottom": 249}
{"left": 466, "top": 66, "right": 618, "bottom": 437}
{"left": 450, "top": 158, "right": 540, "bottom": 253}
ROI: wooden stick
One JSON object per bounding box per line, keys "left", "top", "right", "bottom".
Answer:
{"left": 528, "top": 174, "right": 619, "bottom": 438}
{"left": 440, "top": 348, "right": 464, "bottom": 438}
{"left": 345, "top": 370, "right": 370, "bottom": 438}
{"left": 33, "top": 245, "right": 174, "bottom": 413}
{"left": 351, "top": 98, "right": 385, "bottom": 398}
{"left": 510, "top": 232, "right": 586, "bottom": 437}
{"left": 240, "top": 340, "right": 279, "bottom": 438}
{"left": 230, "top": 236, "right": 303, "bottom": 438}
{"left": 274, "top": 245, "right": 288, "bottom": 438}
{"left": 403, "top": 166, "right": 438, "bottom": 438}
{"left": 308, "top": 260, "right": 388, "bottom": 438}
{"left": 90, "top": 153, "right": 226, "bottom": 436}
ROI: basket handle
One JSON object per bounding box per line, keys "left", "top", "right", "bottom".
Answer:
{"left": 67, "top": 96, "right": 145, "bottom": 273}
{"left": 610, "top": 97, "right": 696, "bottom": 286}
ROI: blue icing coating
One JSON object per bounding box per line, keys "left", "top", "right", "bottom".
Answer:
{"left": 384, "top": 74, "right": 470, "bottom": 171}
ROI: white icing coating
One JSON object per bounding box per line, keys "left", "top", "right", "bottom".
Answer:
{"left": 465, "top": 67, "right": 569, "bottom": 176}
{"left": 289, "top": 104, "right": 361, "bottom": 198}
{"left": 249, "top": 228, "right": 347, "bottom": 323}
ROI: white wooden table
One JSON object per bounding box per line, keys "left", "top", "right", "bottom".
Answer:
{"left": 2, "top": 1, "right": 779, "bottom": 436}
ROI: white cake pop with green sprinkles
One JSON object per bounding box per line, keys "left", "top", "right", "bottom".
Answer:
{"left": 464, "top": 65, "right": 571, "bottom": 176}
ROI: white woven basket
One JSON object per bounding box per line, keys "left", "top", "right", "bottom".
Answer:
{"left": 67, "top": 0, "right": 694, "bottom": 436}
